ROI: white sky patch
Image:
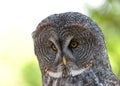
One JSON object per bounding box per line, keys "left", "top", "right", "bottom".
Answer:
{"left": 0, "top": 0, "right": 104, "bottom": 34}
{"left": 84, "top": 0, "right": 105, "bottom": 8}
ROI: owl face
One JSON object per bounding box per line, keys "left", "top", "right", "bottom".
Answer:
{"left": 33, "top": 23, "right": 96, "bottom": 78}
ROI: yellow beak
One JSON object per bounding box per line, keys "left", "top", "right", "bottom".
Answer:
{"left": 62, "top": 56, "right": 67, "bottom": 65}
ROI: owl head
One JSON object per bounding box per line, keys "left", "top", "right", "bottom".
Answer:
{"left": 32, "top": 12, "right": 111, "bottom": 78}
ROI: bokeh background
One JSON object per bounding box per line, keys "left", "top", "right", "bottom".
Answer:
{"left": 0, "top": 0, "right": 120, "bottom": 86}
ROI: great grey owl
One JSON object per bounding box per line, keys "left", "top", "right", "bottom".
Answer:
{"left": 32, "top": 12, "right": 120, "bottom": 86}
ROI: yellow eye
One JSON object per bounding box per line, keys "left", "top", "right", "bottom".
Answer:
{"left": 51, "top": 44, "right": 57, "bottom": 51}
{"left": 70, "top": 41, "right": 78, "bottom": 48}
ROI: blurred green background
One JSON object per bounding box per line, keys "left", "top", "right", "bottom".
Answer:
{"left": 89, "top": 0, "right": 120, "bottom": 77}
{"left": 0, "top": 0, "right": 120, "bottom": 86}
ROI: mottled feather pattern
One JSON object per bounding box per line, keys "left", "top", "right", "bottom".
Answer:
{"left": 32, "top": 12, "right": 120, "bottom": 86}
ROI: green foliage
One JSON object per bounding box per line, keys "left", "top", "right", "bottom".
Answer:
{"left": 21, "top": 60, "right": 42, "bottom": 86}
{"left": 88, "top": 0, "right": 120, "bottom": 77}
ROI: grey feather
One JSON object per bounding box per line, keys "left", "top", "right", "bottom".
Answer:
{"left": 32, "top": 12, "right": 120, "bottom": 86}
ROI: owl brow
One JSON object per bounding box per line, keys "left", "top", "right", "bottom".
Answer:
{"left": 49, "top": 37, "right": 58, "bottom": 49}
{"left": 64, "top": 36, "right": 73, "bottom": 47}
{"left": 63, "top": 24, "right": 85, "bottom": 30}
{"left": 32, "top": 23, "right": 56, "bottom": 38}
{"left": 63, "top": 24, "right": 97, "bottom": 47}
{"left": 63, "top": 24, "right": 93, "bottom": 34}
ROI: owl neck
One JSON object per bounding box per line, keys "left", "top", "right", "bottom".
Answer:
{"left": 41, "top": 67, "right": 115, "bottom": 86}
{"left": 41, "top": 52, "right": 116, "bottom": 86}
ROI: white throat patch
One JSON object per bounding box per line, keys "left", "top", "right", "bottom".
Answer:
{"left": 46, "top": 67, "right": 89, "bottom": 78}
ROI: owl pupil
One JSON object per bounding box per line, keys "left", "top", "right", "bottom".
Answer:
{"left": 51, "top": 44, "right": 57, "bottom": 51}
{"left": 70, "top": 41, "right": 78, "bottom": 48}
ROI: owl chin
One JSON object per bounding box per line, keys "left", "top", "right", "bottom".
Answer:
{"left": 46, "top": 61, "right": 92, "bottom": 78}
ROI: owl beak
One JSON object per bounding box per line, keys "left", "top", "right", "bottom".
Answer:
{"left": 62, "top": 56, "right": 67, "bottom": 65}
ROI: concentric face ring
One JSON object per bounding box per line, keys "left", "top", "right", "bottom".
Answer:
{"left": 59, "top": 24, "right": 96, "bottom": 66}
{"left": 34, "top": 24, "right": 96, "bottom": 78}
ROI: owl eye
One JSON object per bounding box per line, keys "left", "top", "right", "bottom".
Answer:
{"left": 70, "top": 41, "right": 78, "bottom": 48}
{"left": 51, "top": 43, "right": 57, "bottom": 51}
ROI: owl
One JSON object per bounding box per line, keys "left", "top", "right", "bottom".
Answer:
{"left": 32, "top": 12, "right": 120, "bottom": 86}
